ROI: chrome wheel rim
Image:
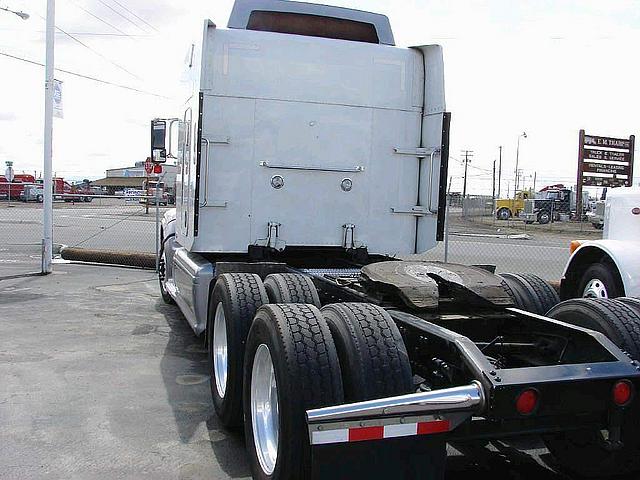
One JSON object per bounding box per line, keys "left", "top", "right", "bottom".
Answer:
{"left": 251, "top": 344, "right": 279, "bottom": 476}
{"left": 213, "top": 303, "right": 228, "bottom": 398}
{"left": 583, "top": 278, "right": 609, "bottom": 298}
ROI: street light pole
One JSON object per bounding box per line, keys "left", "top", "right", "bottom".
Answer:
{"left": 513, "top": 132, "right": 527, "bottom": 199}
{"left": 0, "top": 5, "right": 30, "bottom": 20}
{"left": 42, "top": 0, "right": 55, "bottom": 274}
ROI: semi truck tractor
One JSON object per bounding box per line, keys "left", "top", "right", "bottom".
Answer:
{"left": 562, "top": 186, "right": 640, "bottom": 300}
{"left": 154, "top": 1, "right": 640, "bottom": 478}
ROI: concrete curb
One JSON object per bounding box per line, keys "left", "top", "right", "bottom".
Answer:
{"left": 451, "top": 233, "right": 532, "bottom": 240}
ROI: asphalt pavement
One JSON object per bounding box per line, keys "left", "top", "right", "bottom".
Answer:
{"left": 0, "top": 263, "right": 597, "bottom": 479}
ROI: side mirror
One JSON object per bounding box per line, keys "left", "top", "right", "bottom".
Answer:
{"left": 151, "top": 119, "right": 167, "bottom": 163}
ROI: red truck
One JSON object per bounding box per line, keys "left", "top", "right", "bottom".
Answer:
{"left": 0, "top": 174, "right": 36, "bottom": 200}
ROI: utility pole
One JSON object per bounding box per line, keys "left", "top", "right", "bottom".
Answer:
{"left": 461, "top": 150, "right": 473, "bottom": 199}
{"left": 516, "top": 169, "right": 524, "bottom": 192}
{"left": 492, "top": 159, "right": 496, "bottom": 201}
{"left": 497, "top": 145, "right": 503, "bottom": 198}
{"left": 533, "top": 171, "right": 537, "bottom": 192}
{"left": 42, "top": 0, "right": 55, "bottom": 274}
{"left": 513, "top": 132, "right": 527, "bottom": 199}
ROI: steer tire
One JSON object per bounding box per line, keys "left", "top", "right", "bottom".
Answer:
{"left": 537, "top": 210, "right": 551, "bottom": 224}
{"left": 243, "top": 304, "right": 343, "bottom": 480}
{"left": 578, "top": 262, "right": 624, "bottom": 299}
{"left": 544, "top": 301, "right": 640, "bottom": 478}
{"left": 321, "top": 302, "right": 413, "bottom": 402}
{"left": 263, "top": 273, "right": 321, "bottom": 307}
{"left": 208, "top": 273, "right": 268, "bottom": 428}
{"left": 499, "top": 273, "right": 560, "bottom": 315}
{"left": 497, "top": 208, "right": 512, "bottom": 220}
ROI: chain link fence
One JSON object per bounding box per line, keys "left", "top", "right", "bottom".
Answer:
{"left": 2, "top": 185, "right": 603, "bottom": 282}
{"left": 422, "top": 194, "right": 604, "bottom": 281}
{"left": 0, "top": 189, "right": 43, "bottom": 277}
{"left": 0, "top": 185, "right": 166, "bottom": 277}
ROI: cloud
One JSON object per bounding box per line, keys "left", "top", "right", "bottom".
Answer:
{"left": 0, "top": 112, "right": 18, "bottom": 122}
{"left": 1, "top": 0, "right": 638, "bottom": 192}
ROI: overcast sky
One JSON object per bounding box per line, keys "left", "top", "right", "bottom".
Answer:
{"left": 1, "top": 0, "right": 638, "bottom": 194}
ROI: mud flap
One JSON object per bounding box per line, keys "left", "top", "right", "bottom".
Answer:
{"left": 310, "top": 436, "right": 446, "bottom": 479}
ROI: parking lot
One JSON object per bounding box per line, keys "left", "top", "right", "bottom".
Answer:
{"left": 3, "top": 263, "right": 634, "bottom": 480}
{"left": 0, "top": 200, "right": 602, "bottom": 281}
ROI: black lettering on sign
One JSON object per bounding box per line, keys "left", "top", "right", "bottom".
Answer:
{"left": 584, "top": 135, "right": 631, "bottom": 150}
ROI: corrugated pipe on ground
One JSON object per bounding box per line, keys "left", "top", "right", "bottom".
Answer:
{"left": 60, "top": 247, "right": 155, "bottom": 269}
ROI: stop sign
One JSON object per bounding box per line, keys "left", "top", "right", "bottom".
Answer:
{"left": 144, "top": 158, "right": 153, "bottom": 174}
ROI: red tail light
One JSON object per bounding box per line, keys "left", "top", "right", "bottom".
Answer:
{"left": 516, "top": 388, "right": 539, "bottom": 415}
{"left": 613, "top": 380, "right": 633, "bottom": 406}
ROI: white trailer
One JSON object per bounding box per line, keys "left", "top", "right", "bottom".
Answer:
{"left": 154, "top": 2, "right": 640, "bottom": 478}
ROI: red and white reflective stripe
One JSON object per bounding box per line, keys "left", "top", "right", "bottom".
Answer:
{"left": 311, "top": 419, "right": 451, "bottom": 445}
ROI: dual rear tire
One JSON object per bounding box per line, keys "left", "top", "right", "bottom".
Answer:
{"left": 500, "top": 272, "right": 560, "bottom": 315}
{"left": 209, "top": 273, "right": 420, "bottom": 479}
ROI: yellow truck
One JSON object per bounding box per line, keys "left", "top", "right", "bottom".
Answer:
{"left": 495, "top": 190, "right": 531, "bottom": 220}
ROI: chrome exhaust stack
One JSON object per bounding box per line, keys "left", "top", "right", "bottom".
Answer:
{"left": 307, "top": 381, "right": 485, "bottom": 425}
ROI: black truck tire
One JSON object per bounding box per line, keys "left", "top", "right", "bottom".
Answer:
{"left": 209, "top": 273, "right": 268, "bottom": 428}
{"left": 537, "top": 210, "right": 551, "bottom": 224}
{"left": 618, "top": 297, "right": 640, "bottom": 317}
{"left": 578, "top": 262, "right": 624, "bottom": 299}
{"left": 321, "top": 302, "right": 413, "bottom": 402}
{"left": 497, "top": 208, "right": 512, "bottom": 220}
{"left": 263, "top": 273, "right": 321, "bottom": 308}
{"left": 499, "top": 273, "right": 560, "bottom": 315}
{"left": 243, "top": 304, "right": 343, "bottom": 480}
{"left": 544, "top": 298, "right": 640, "bottom": 477}
{"left": 547, "top": 298, "right": 640, "bottom": 360}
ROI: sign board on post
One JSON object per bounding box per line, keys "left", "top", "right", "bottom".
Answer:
{"left": 4, "top": 166, "right": 14, "bottom": 182}
{"left": 576, "top": 130, "right": 635, "bottom": 215}
{"left": 144, "top": 157, "right": 154, "bottom": 175}
{"left": 53, "top": 79, "right": 63, "bottom": 119}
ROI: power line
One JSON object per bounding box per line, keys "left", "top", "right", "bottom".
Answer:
{"left": 109, "top": 0, "right": 159, "bottom": 32}
{"left": 94, "top": 0, "right": 147, "bottom": 32}
{"left": 450, "top": 155, "right": 493, "bottom": 173}
{"left": 0, "top": 51, "right": 169, "bottom": 98}
{"left": 461, "top": 150, "right": 473, "bottom": 199}
{"left": 65, "top": 0, "right": 133, "bottom": 38}
{"left": 32, "top": 10, "right": 141, "bottom": 80}
{"left": 55, "top": 23, "right": 141, "bottom": 79}
{"left": 0, "top": 29, "right": 150, "bottom": 36}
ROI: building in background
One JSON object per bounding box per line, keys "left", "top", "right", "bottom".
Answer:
{"left": 93, "top": 161, "right": 177, "bottom": 198}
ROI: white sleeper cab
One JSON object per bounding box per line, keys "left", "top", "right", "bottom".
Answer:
{"left": 153, "top": 2, "right": 640, "bottom": 479}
